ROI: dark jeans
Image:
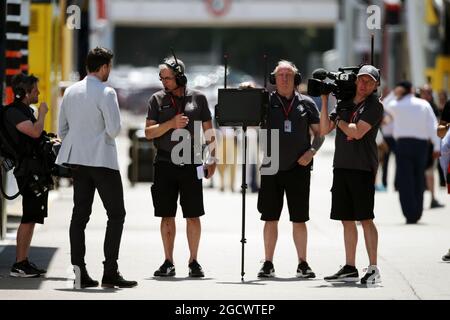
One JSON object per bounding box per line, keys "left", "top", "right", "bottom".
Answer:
{"left": 382, "top": 136, "right": 396, "bottom": 188}
{"left": 69, "top": 165, "right": 126, "bottom": 275}
{"left": 395, "top": 139, "right": 428, "bottom": 223}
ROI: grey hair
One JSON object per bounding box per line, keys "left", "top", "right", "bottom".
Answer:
{"left": 159, "top": 56, "right": 185, "bottom": 74}
{"left": 273, "top": 60, "right": 298, "bottom": 75}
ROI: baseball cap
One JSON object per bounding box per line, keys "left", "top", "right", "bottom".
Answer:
{"left": 357, "top": 65, "right": 380, "bottom": 82}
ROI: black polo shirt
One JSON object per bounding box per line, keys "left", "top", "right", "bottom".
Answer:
{"left": 262, "top": 91, "right": 320, "bottom": 172}
{"left": 3, "top": 100, "right": 37, "bottom": 157}
{"left": 147, "top": 88, "right": 212, "bottom": 162}
{"left": 330, "top": 93, "right": 384, "bottom": 173}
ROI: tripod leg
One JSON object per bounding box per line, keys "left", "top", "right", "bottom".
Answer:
{"left": 241, "top": 127, "right": 248, "bottom": 281}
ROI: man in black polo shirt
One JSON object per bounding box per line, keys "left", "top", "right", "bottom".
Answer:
{"left": 3, "top": 74, "right": 49, "bottom": 277}
{"left": 145, "top": 57, "right": 216, "bottom": 278}
{"left": 257, "top": 60, "right": 324, "bottom": 278}
{"left": 320, "top": 65, "right": 383, "bottom": 285}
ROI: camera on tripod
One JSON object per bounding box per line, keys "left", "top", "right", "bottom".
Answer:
{"left": 307, "top": 66, "right": 362, "bottom": 101}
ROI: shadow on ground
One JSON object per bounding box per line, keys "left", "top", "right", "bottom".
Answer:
{"left": 0, "top": 245, "right": 59, "bottom": 290}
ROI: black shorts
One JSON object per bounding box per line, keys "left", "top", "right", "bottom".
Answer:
{"left": 151, "top": 161, "right": 205, "bottom": 218}
{"left": 330, "top": 168, "right": 375, "bottom": 221}
{"left": 257, "top": 164, "right": 311, "bottom": 223}
{"left": 16, "top": 176, "right": 49, "bottom": 224}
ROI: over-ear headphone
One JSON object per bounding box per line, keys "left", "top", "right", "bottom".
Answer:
{"left": 269, "top": 71, "right": 302, "bottom": 86}
{"left": 13, "top": 86, "right": 27, "bottom": 101}
{"left": 164, "top": 59, "right": 187, "bottom": 87}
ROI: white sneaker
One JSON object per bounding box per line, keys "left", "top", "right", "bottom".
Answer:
{"left": 360, "top": 265, "right": 381, "bottom": 285}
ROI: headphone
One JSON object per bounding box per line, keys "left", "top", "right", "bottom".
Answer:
{"left": 269, "top": 70, "right": 302, "bottom": 86}
{"left": 13, "top": 86, "right": 27, "bottom": 101}
{"left": 164, "top": 59, "right": 187, "bottom": 87}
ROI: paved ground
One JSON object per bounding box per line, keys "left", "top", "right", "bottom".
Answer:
{"left": 0, "top": 112, "right": 449, "bottom": 300}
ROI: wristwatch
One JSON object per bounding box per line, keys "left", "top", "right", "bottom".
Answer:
{"left": 310, "top": 148, "right": 317, "bottom": 155}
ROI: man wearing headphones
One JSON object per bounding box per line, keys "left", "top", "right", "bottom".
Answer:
{"left": 257, "top": 60, "right": 324, "bottom": 278}
{"left": 320, "top": 65, "right": 383, "bottom": 285}
{"left": 145, "top": 56, "right": 216, "bottom": 278}
{"left": 3, "top": 73, "right": 49, "bottom": 277}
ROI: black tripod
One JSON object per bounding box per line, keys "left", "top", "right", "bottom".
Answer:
{"left": 240, "top": 125, "right": 248, "bottom": 282}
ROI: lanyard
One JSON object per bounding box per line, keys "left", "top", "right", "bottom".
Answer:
{"left": 169, "top": 89, "right": 187, "bottom": 115}
{"left": 170, "top": 95, "right": 181, "bottom": 115}
{"left": 276, "top": 94, "right": 296, "bottom": 120}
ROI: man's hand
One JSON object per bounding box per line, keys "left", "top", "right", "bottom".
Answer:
{"left": 39, "top": 102, "right": 49, "bottom": 115}
{"left": 432, "top": 151, "right": 441, "bottom": 159}
{"left": 297, "top": 150, "right": 314, "bottom": 166}
{"left": 205, "top": 163, "right": 216, "bottom": 179}
{"left": 172, "top": 113, "right": 189, "bottom": 129}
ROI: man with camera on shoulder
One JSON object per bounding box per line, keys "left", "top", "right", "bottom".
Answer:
{"left": 3, "top": 73, "right": 49, "bottom": 277}
{"left": 320, "top": 65, "right": 383, "bottom": 285}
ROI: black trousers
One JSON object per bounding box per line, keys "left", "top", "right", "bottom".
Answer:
{"left": 395, "top": 138, "right": 428, "bottom": 223}
{"left": 69, "top": 165, "right": 126, "bottom": 274}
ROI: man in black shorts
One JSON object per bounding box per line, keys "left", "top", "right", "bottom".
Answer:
{"left": 257, "top": 60, "right": 324, "bottom": 278}
{"left": 145, "top": 56, "right": 216, "bottom": 278}
{"left": 3, "top": 74, "right": 49, "bottom": 277}
{"left": 320, "top": 65, "right": 383, "bottom": 285}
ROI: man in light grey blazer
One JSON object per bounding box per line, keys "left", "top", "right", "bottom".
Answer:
{"left": 57, "top": 47, "right": 137, "bottom": 289}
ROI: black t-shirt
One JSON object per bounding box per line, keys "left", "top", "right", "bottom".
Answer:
{"left": 147, "top": 89, "right": 212, "bottom": 162}
{"left": 262, "top": 91, "right": 320, "bottom": 172}
{"left": 330, "top": 94, "right": 384, "bottom": 173}
{"left": 442, "top": 100, "right": 450, "bottom": 123}
{"left": 3, "top": 100, "right": 37, "bottom": 156}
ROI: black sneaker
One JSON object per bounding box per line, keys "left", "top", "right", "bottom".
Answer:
{"left": 257, "top": 261, "right": 275, "bottom": 278}
{"left": 101, "top": 271, "right": 138, "bottom": 288}
{"left": 154, "top": 259, "right": 176, "bottom": 277}
{"left": 360, "top": 265, "right": 381, "bottom": 285}
{"left": 296, "top": 261, "right": 316, "bottom": 279}
{"left": 442, "top": 249, "right": 450, "bottom": 262}
{"left": 188, "top": 260, "right": 205, "bottom": 278}
{"left": 431, "top": 199, "right": 445, "bottom": 209}
{"left": 26, "top": 260, "right": 47, "bottom": 275}
{"left": 10, "top": 260, "right": 40, "bottom": 278}
{"left": 324, "top": 265, "right": 359, "bottom": 282}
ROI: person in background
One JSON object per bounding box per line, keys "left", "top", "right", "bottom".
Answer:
{"left": 419, "top": 85, "right": 444, "bottom": 208}
{"left": 385, "top": 81, "right": 441, "bottom": 224}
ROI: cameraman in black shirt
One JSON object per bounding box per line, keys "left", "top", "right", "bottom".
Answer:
{"left": 320, "top": 65, "right": 383, "bottom": 285}
{"left": 3, "top": 74, "right": 49, "bottom": 278}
